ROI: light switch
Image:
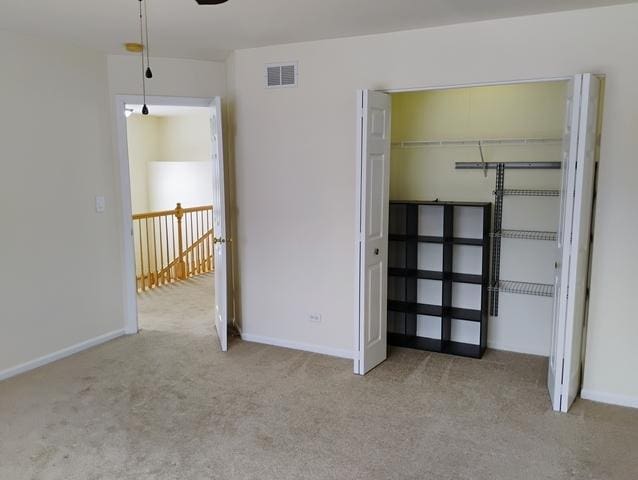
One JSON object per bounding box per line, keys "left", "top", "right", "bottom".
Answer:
{"left": 95, "top": 196, "right": 106, "bottom": 213}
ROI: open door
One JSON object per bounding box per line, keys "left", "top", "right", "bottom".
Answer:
{"left": 211, "top": 97, "right": 228, "bottom": 352}
{"left": 548, "top": 74, "right": 600, "bottom": 412}
{"left": 355, "top": 90, "right": 391, "bottom": 375}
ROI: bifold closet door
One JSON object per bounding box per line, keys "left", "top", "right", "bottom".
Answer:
{"left": 355, "top": 90, "right": 391, "bottom": 375}
{"left": 548, "top": 74, "right": 600, "bottom": 412}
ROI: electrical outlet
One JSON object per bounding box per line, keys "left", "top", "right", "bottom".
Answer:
{"left": 309, "top": 314, "right": 322, "bottom": 323}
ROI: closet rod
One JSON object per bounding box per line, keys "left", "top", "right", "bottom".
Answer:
{"left": 392, "top": 137, "right": 562, "bottom": 148}
{"left": 455, "top": 161, "right": 561, "bottom": 170}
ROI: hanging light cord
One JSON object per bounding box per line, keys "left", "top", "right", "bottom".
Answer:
{"left": 144, "top": 0, "right": 152, "bottom": 78}
{"left": 139, "top": 0, "right": 148, "bottom": 114}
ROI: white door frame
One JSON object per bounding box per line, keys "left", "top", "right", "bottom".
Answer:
{"left": 354, "top": 73, "right": 598, "bottom": 375}
{"left": 113, "top": 94, "right": 218, "bottom": 335}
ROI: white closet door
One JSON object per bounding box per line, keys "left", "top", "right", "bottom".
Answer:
{"left": 355, "top": 90, "right": 391, "bottom": 375}
{"left": 211, "top": 97, "right": 228, "bottom": 352}
{"left": 548, "top": 74, "right": 600, "bottom": 412}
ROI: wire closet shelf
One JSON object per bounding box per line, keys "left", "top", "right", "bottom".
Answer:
{"left": 392, "top": 137, "right": 563, "bottom": 149}
{"left": 492, "top": 229, "right": 558, "bottom": 241}
{"left": 490, "top": 280, "right": 555, "bottom": 298}
{"left": 495, "top": 188, "right": 560, "bottom": 197}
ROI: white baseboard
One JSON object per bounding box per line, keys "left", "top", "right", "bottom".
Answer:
{"left": 0, "top": 329, "right": 126, "bottom": 382}
{"left": 487, "top": 341, "right": 549, "bottom": 357}
{"left": 240, "top": 332, "right": 355, "bottom": 360}
{"left": 581, "top": 389, "right": 638, "bottom": 409}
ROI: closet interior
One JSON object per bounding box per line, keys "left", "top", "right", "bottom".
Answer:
{"left": 387, "top": 81, "right": 568, "bottom": 358}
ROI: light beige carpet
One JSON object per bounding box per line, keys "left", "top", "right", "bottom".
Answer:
{"left": 1, "top": 273, "right": 637, "bottom": 480}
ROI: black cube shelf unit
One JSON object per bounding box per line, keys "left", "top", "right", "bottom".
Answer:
{"left": 387, "top": 200, "right": 492, "bottom": 359}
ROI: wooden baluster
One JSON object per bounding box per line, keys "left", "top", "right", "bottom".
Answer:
{"left": 164, "top": 215, "right": 170, "bottom": 283}
{"left": 152, "top": 217, "right": 158, "bottom": 287}
{"left": 196, "top": 210, "right": 202, "bottom": 273}
{"left": 203, "top": 211, "right": 208, "bottom": 271}
{"left": 190, "top": 212, "right": 195, "bottom": 275}
{"left": 202, "top": 211, "right": 208, "bottom": 272}
{"left": 158, "top": 216, "right": 164, "bottom": 285}
{"left": 185, "top": 212, "right": 190, "bottom": 277}
{"left": 145, "top": 218, "right": 151, "bottom": 289}
{"left": 171, "top": 214, "right": 177, "bottom": 281}
{"left": 137, "top": 220, "right": 144, "bottom": 291}
{"left": 175, "top": 203, "right": 186, "bottom": 280}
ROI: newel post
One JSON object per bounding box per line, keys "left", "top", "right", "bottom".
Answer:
{"left": 175, "top": 203, "right": 187, "bottom": 279}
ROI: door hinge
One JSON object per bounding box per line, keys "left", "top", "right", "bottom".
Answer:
{"left": 560, "top": 358, "right": 565, "bottom": 385}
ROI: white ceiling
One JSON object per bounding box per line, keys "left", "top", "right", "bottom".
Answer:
{"left": 0, "top": 0, "right": 634, "bottom": 61}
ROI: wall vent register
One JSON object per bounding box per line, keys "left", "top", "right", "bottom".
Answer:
{"left": 265, "top": 62, "right": 298, "bottom": 88}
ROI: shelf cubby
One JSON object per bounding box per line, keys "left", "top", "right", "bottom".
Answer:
{"left": 387, "top": 201, "right": 491, "bottom": 359}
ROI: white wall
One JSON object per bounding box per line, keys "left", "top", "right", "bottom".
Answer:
{"left": 107, "top": 55, "right": 226, "bottom": 99}
{"left": 0, "top": 43, "right": 226, "bottom": 378}
{"left": 159, "top": 111, "right": 212, "bottom": 164}
{"left": 0, "top": 30, "right": 124, "bottom": 375}
{"left": 148, "top": 161, "right": 213, "bottom": 211}
{"left": 230, "top": 4, "right": 638, "bottom": 404}
{"left": 126, "top": 114, "right": 162, "bottom": 213}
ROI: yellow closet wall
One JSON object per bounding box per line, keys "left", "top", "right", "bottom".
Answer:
{"left": 390, "top": 82, "right": 567, "bottom": 203}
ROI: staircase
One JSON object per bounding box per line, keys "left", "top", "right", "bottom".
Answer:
{"left": 133, "top": 203, "right": 214, "bottom": 291}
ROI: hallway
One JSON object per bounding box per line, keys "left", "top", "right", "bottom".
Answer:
{"left": 137, "top": 272, "right": 216, "bottom": 336}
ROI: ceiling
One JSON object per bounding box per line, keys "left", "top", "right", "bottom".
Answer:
{"left": 0, "top": 0, "right": 634, "bottom": 61}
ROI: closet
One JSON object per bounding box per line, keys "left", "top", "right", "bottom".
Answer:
{"left": 387, "top": 82, "right": 566, "bottom": 357}
{"left": 356, "top": 76, "right": 601, "bottom": 411}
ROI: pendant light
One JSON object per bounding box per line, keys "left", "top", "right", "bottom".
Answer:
{"left": 137, "top": 0, "right": 152, "bottom": 115}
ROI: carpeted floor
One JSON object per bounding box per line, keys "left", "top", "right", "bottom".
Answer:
{"left": 1, "top": 273, "right": 637, "bottom": 480}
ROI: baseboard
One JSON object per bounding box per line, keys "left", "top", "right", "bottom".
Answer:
{"left": 487, "top": 341, "right": 549, "bottom": 357}
{"left": 240, "top": 332, "right": 355, "bottom": 360}
{"left": 581, "top": 389, "right": 638, "bottom": 409}
{"left": 0, "top": 329, "right": 126, "bottom": 382}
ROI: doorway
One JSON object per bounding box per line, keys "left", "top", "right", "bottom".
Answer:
{"left": 114, "top": 95, "right": 230, "bottom": 352}
{"left": 354, "top": 75, "right": 602, "bottom": 413}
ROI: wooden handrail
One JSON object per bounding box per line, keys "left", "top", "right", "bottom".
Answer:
{"left": 132, "top": 203, "right": 214, "bottom": 292}
{"left": 132, "top": 204, "right": 213, "bottom": 220}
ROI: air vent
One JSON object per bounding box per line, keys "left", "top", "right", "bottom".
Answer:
{"left": 265, "top": 62, "right": 298, "bottom": 88}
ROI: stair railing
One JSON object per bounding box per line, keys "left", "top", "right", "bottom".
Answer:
{"left": 132, "top": 203, "right": 214, "bottom": 291}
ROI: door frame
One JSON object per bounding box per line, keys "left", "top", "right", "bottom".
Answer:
{"left": 353, "top": 73, "right": 596, "bottom": 375}
{"left": 113, "top": 94, "right": 219, "bottom": 335}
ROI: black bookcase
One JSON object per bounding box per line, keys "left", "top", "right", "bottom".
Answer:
{"left": 387, "top": 201, "right": 492, "bottom": 358}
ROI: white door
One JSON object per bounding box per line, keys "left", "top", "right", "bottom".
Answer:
{"left": 355, "top": 90, "right": 391, "bottom": 375}
{"left": 548, "top": 74, "right": 600, "bottom": 412}
{"left": 211, "top": 97, "right": 228, "bottom": 352}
